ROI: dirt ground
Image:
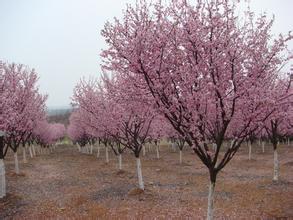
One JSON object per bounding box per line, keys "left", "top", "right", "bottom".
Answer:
{"left": 0, "top": 142, "right": 293, "bottom": 219}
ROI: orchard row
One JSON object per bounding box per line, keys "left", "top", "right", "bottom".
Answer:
{"left": 0, "top": 62, "right": 66, "bottom": 199}
{"left": 68, "top": 1, "right": 292, "bottom": 219}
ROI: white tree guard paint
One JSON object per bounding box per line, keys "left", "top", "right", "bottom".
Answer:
{"left": 248, "top": 143, "right": 252, "bottom": 160}
{"left": 0, "top": 159, "right": 6, "bottom": 198}
{"left": 171, "top": 142, "right": 176, "bottom": 152}
{"left": 106, "top": 146, "right": 109, "bottom": 163}
{"left": 97, "top": 146, "right": 100, "bottom": 158}
{"left": 207, "top": 182, "right": 215, "bottom": 220}
{"left": 29, "top": 146, "right": 33, "bottom": 158}
{"left": 118, "top": 154, "right": 122, "bottom": 170}
{"left": 273, "top": 148, "right": 279, "bottom": 181}
{"left": 213, "top": 143, "right": 216, "bottom": 152}
{"left": 136, "top": 157, "right": 144, "bottom": 190}
{"left": 32, "top": 145, "right": 36, "bottom": 156}
{"left": 23, "top": 147, "right": 27, "bottom": 163}
{"left": 179, "top": 150, "right": 183, "bottom": 164}
{"left": 90, "top": 145, "right": 93, "bottom": 154}
{"left": 14, "top": 152, "right": 19, "bottom": 174}
{"left": 156, "top": 145, "right": 160, "bottom": 159}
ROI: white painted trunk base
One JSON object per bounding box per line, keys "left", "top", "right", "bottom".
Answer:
{"left": 32, "top": 145, "right": 36, "bottom": 156}
{"left": 171, "top": 143, "right": 176, "bottom": 152}
{"left": 23, "top": 147, "right": 27, "bottom": 163}
{"left": 0, "top": 159, "right": 6, "bottom": 198}
{"left": 105, "top": 147, "right": 109, "bottom": 163}
{"left": 212, "top": 143, "right": 216, "bottom": 152}
{"left": 136, "top": 158, "right": 144, "bottom": 190}
{"left": 248, "top": 143, "right": 252, "bottom": 160}
{"left": 156, "top": 145, "right": 160, "bottom": 159}
{"left": 97, "top": 146, "right": 100, "bottom": 158}
{"left": 273, "top": 149, "right": 279, "bottom": 181}
{"left": 207, "top": 182, "right": 215, "bottom": 220}
{"left": 179, "top": 150, "right": 182, "bottom": 164}
{"left": 14, "top": 152, "right": 19, "bottom": 174}
{"left": 29, "top": 146, "right": 33, "bottom": 158}
{"left": 90, "top": 145, "right": 93, "bottom": 154}
{"left": 118, "top": 154, "right": 122, "bottom": 170}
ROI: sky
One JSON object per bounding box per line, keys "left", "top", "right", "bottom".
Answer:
{"left": 0, "top": 0, "right": 292, "bottom": 108}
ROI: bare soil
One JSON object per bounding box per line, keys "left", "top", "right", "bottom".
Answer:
{"left": 1, "top": 142, "right": 293, "bottom": 219}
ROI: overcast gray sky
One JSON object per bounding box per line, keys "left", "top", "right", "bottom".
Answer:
{"left": 0, "top": 0, "right": 292, "bottom": 108}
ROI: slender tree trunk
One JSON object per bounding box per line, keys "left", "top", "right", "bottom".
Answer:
{"left": 273, "top": 148, "right": 279, "bottom": 181}
{"left": 142, "top": 145, "right": 146, "bottom": 156}
{"left": 14, "top": 152, "right": 19, "bottom": 174}
{"left": 0, "top": 159, "right": 6, "bottom": 198}
{"left": 172, "top": 143, "right": 176, "bottom": 152}
{"left": 213, "top": 143, "right": 216, "bottom": 152}
{"left": 262, "top": 141, "right": 265, "bottom": 153}
{"left": 97, "top": 145, "right": 100, "bottom": 158}
{"left": 136, "top": 157, "right": 144, "bottom": 190}
{"left": 207, "top": 181, "right": 215, "bottom": 220}
{"left": 288, "top": 138, "right": 290, "bottom": 146}
{"left": 156, "top": 144, "right": 160, "bottom": 159}
{"left": 118, "top": 153, "right": 122, "bottom": 170}
{"left": 29, "top": 146, "right": 33, "bottom": 158}
{"left": 23, "top": 147, "right": 27, "bottom": 163}
{"left": 105, "top": 146, "right": 109, "bottom": 163}
{"left": 248, "top": 142, "right": 252, "bottom": 160}
{"left": 32, "top": 145, "right": 36, "bottom": 156}
{"left": 179, "top": 150, "right": 183, "bottom": 164}
{"left": 90, "top": 145, "right": 93, "bottom": 154}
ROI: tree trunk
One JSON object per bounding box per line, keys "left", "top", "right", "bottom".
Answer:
{"left": 248, "top": 143, "right": 252, "bottom": 160}
{"left": 29, "top": 146, "right": 33, "bottom": 158}
{"left": 14, "top": 152, "right": 19, "bottom": 174}
{"left": 105, "top": 146, "right": 109, "bottom": 163}
{"left": 118, "top": 153, "right": 122, "bottom": 170}
{"left": 207, "top": 181, "right": 215, "bottom": 220}
{"left": 142, "top": 145, "right": 146, "bottom": 156}
{"left": 288, "top": 138, "right": 290, "bottom": 146}
{"left": 97, "top": 146, "right": 100, "bottom": 158}
{"left": 0, "top": 159, "right": 6, "bottom": 198}
{"left": 23, "top": 147, "right": 27, "bottom": 163}
{"left": 172, "top": 143, "right": 176, "bottom": 152}
{"left": 213, "top": 143, "right": 216, "bottom": 152}
{"left": 90, "top": 145, "right": 93, "bottom": 154}
{"left": 262, "top": 141, "right": 265, "bottom": 153}
{"left": 179, "top": 150, "right": 182, "bottom": 164}
{"left": 156, "top": 145, "right": 160, "bottom": 159}
{"left": 32, "top": 145, "right": 36, "bottom": 156}
{"left": 136, "top": 157, "right": 144, "bottom": 190}
{"left": 273, "top": 148, "right": 279, "bottom": 181}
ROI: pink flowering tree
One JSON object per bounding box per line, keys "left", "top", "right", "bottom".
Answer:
{"left": 34, "top": 121, "right": 66, "bottom": 148}
{"left": 67, "top": 109, "right": 93, "bottom": 149}
{"left": 263, "top": 76, "right": 293, "bottom": 181}
{"left": 73, "top": 74, "right": 156, "bottom": 189}
{"left": 101, "top": 1, "right": 292, "bottom": 218}
{"left": 0, "top": 61, "right": 46, "bottom": 198}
